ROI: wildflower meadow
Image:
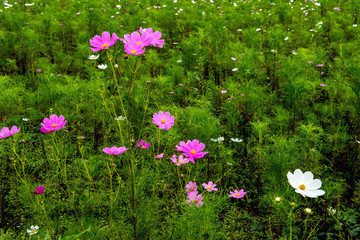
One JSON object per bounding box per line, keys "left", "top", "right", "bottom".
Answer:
{"left": 1, "top": 0, "right": 360, "bottom": 239}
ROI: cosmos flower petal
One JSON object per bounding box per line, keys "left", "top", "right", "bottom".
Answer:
{"left": 294, "top": 169, "right": 304, "bottom": 182}
{"left": 303, "top": 171, "right": 314, "bottom": 185}
{"left": 287, "top": 172, "right": 299, "bottom": 189}
{"left": 307, "top": 179, "right": 322, "bottom": 190}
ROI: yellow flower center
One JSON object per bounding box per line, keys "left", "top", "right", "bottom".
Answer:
{"left": 31, "top": 230, "right": 36, "bottom": 234}
{"left": 190, "top": 150, "right": 196, "bottom": 154}
{"left": 141, "top": 146, "right": 146, "bottom": 149}
{"left": 190, "top": 187, "right": 194, "bottom": 191}
{"left": 177, "top": 160, "right": 182, "bottom": 163}
{"left": 102, "top": 43, "right": 108, "bottom": 48}
{"left": 47, "top": 130, "right": 51, "bottom": 133}
{"left": 193, "top": 199, "right": 198, "bottom": 203}
{"left": 137, "top": 41, "right": 141, "bottom": 45}
{"left": 130, "top": 50, "right": 136, "bottom": 54}
{"left": 299, "top": 184, "right": 306, "bottom": 190}
{"left": 51, "top": 124, "right": 57, "bottom": 127}
{"left": 235, "top": 193, "right": 240, "bottom": 197}
{"left": 161, "top": 120, "right": 166, "bottom": 124}
{"left": 208, "top": 186, "right": 211, "bottom": 189}
{"left": 291, "top": 202, "right": 296, "bottom": 206}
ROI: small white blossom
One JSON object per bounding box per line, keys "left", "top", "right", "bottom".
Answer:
{"left": 22, "top": 118, "right": 29, "bottom": 121}
{"left": 115, "top": 116, "right": 126, "bottom": 121}
{"left": 98, "top": 64, "right": 108, "bottom": 70}
{"left": 305, "top": 208, "right": 312, "bottom": 213}
{"left": 27, "top": 226, "right": 39, "bottom": 235}
{"left": 88, "top": 55, "right": 99, "bottom": 60}
{"left": 275, "top": 197, "right": 281, "bottom": 202}
{"left": 231, "top": 138, "right": 243, "bottom": 142}
{"left": 232, "top": 68, "right": 238, "bottom": 71}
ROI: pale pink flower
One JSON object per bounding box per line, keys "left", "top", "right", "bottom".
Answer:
{"left": 170, "top": 154, "right": 189, "bottom": 166}
{"left": 231, "top": 57, "right": 236, "bottom": 61}
{"left": 152, "top": 111, "right": 175, "bottom": 131}
{"left": 137, "top": 140, "right": 150, "bottom": 149}
{"left": 156, "top": 153, "right": 164, "bottom": 158}
{"left": 186, "top": 192, "right": 203, "bottom": 207}
{"left": 139, "top": 27, "right": 164, "bottom": 48}
{"left": 202, "top": 181, "right": 218, "bottom": 192}
{"left": 103, "top": 146, "right": 128, "bottom": 155}
{"left": 229, "top": 189, "right": 247, "bottom": 199}
{"left": 175, "top": 139, "right": 208, "bottom": 163}
{"left": 185, "top": 181, "right": 198, "bottom": 194}
{"left": 0, "top": 126, "right": 20, "bottom": 139}
{"left": 89, "top": 32, "right": 119, "bottom": 52}
{"left": 320, "top": 84, "right": 326, "bottom": 87}
{"left": 221, "top": 90, "right": 227, "bottom": 94}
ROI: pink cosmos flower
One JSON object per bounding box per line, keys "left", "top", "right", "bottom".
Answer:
{"left": 139, "top": 27, "right": 164, "bottom": 48}
{"left": 175, "top": 139, "right": 208, "bottom": 163}
{"left": 137, "top": 140, "right": 150, "bottom": 149}
{"left": 221, "top": 90, "right": 227, "bottom": 94}
{"left": 229, "top": 189, "right": 247, "bottom": 199}
{"left": 0, "top": 126, "right": 20, "bottom": 139}
{"left": 41, "top": 115, "right": 67, "bottom": 132}
{"left": 120, "top": 30, "right": 153, "bottom": 48}
{"left": 89, "top": 32, "right": 119, "bottom": 52}
{"left": 103, "top": 146, "right": 128, "bottom": 155}
{"left": 40, "top": 127, "right": 54, "bottom": 134}
{"left": 171, "top": 154, "right": 189, "bottom": 166}
{"left": 185, "top": 181, "right": 198, "bottom": 194}
{"left": 152, "top": 111, "right": 175, "bottom": 131}
{"left": 186, "top": 192, "right": 203, "bottom": 207}
{"left": 231, "top": 57, "right": 236, "bottom": 61}
{"left": 317, "top": 64, "right": 324, "bottom": 67}
{"left": 156, "top": 153, "right": 164, "bottom": 158}
{"left": 34, "top": 185, "right": 44, "bottom": 195}
{"left": 202, "top": 181, "right": 218, "bottom": 192}
{"left": 124, "top": 43, "right": 145, "bottom": 55}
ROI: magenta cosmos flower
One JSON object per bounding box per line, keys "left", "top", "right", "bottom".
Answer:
{"left": 137, "top": 140, "right": 150, "bottom": 149}
{"left": 156, "top": 153, "right": 164, "bottom": 158}
{"left": 124, "top": 43, "right": 145, "bottom": 55}
{"left": 152, "top": 111, "right": 175, "bottom": 131}
{"left": 103, "top": 146, "right": 128, "bottom": 155}
{"left": 34, "top": 185, "right": 44, "bottom": 195}
{"left": 139, "top": 27, "right": 164, "bottom": 48}
{"left": 185, "top": 181, "right": 198, "bottom": 195}
{"left": 229, "top": 189, "right": 247, "bottom": 199}
{"left": 121, "top": 30, "right": 153, "bottom": 48}
{"left": 175, "top": 139, "right": 208, "bottom": 163}
{"left": 170, "top": 154, "right": 189, "bottom": 166}
{"left": 0, "top": 126, "right": 20, "bottom": 139}
{"left": 202, "top": 181, "right": 218, "bottom": 192}
{"left": 41, "top": 115, "right": 66, "bottom": 132}
{"left": 186, "top": 192, "right": 203, "bottom": 207}
{"left": 89, "top": 32, "right": 119, "bottom": 52}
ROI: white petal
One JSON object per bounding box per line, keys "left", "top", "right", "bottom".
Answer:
{"left": 295, "top": 189, "right": 306, "bottom": 197}
{"left": 307, "top": 179, "right": 322, "bottom": 190}
{"left": 303, "top": 171, "right": 314, "bottom": 185}
{"left": 287, "top": 172, "right": 299, "bottom": 189}
{"left": 34, "top": 226, "right": 39, "bottom": 230}
{"left": 302, "top": 189, "right": 318, "bottom": 198}
{"left": 294, "top": 169, "right": 304, "bottom": 183}
{"left": 310, "top": 189, "right": 325, "bottom": 197}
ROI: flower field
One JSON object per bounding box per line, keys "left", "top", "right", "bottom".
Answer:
{"left": 1, "top": 0, "right": 360, "bottom": 239}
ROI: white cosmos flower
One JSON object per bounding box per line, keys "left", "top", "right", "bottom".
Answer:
{"left": 25, "top": 3, "right": 34, "bottom": 6}
{"left": 231, "top": 138, "right": 243, "bottom": 142}
{"left": 98, "top": 64, "right": 108, "bottom": 70}
{"left": 305, "top": 208, "right": 312, "bottom": 213}
{"left": 27, "top": 225, "right": 39, "bottom": 235}
{"left": 88, "top": 55, "right": 99, "bottom": 60}
{"left": 287, "top": 169, "right": 325, "bottom": 198}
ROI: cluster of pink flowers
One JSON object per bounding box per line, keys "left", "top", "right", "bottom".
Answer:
{"left": 185, "top": 182, "right": 203, "bottom": 207}
{"left": 89, "top": 27, "right": 164, "bottom": 55}
{"left": 0, "top": 126, "right": 20, "bottom": 139}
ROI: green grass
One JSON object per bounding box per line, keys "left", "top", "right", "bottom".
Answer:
{"left": 0, "top": 0, "right": 360, "bottom": 239}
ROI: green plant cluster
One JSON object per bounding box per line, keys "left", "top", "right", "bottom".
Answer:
{"left": 1, "top": 0, "right": 360, "bottom": 239}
